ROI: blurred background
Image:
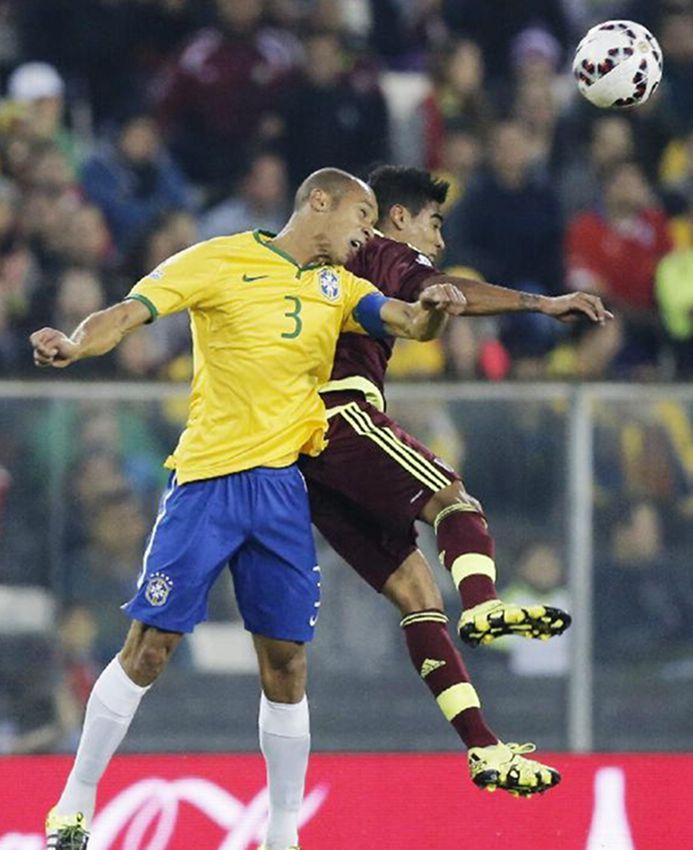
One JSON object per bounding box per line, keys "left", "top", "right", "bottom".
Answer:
{"left": 0, "top": 0, "right": 691, "bottom": 758}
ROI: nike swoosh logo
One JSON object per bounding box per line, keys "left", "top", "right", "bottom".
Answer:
{"left": 242, "top": 274, "right": 268, "bottom": 282}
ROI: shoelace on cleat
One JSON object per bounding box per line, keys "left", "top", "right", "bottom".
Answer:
{"left": 506, "top": 742, "right": 537, "bottom": 756}
{"left": 47, "top": 825, "right": 89, "bottom": 850}
{"left": 506, "top": 743, "right": 559, "bottom": 791}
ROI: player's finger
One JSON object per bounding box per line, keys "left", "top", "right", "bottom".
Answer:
{"left": 577, "top": 297, "right": 599, "bottom": 322}
{"left": 421, "top": 287, "right": 449, "bottom": 310}
{"left": 437, "top": 285, "right": 466, "bottom": 315}
{"left": 445, "top": 300, "right": 467, "bottom": 316}
{"left": 34, "top": 340, "right": 59, "bottom": 359}
{"left": 447, "top": 285, "right": 467, "bottom": 308}
{"left": 420, "top": 294, "right": 441, "bottom": 310}
{"left": 31, "top": 330, "right": 62, "bottom": 356}
{"left": 29, "top": 327, "right": 50, "bottom": 344}
{"left": 588, "top": 295, "right": 609, "bottom": 323}
{"left": 34, "top": 350, "right": 55, "bottom": 366}
{"left": 30, "top": 327, "right": 59, "bottom": 346}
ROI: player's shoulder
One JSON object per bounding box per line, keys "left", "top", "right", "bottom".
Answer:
{"left": 203, "top": 230, "right": 256, "bottom": 247}
{"left": 371, "top": 232, "right": 419, "bottom": 259}
{"left": 377, "top": 233, "right": 436, "bottom": 271}
{"left": 195, "top": 231, "right": 259, "bottom": 258}
{"left": 349, "top": 233, "right": 434, "bottom": 274}
{"left": 147, "top": 232, "right": 253, "bottom": 278}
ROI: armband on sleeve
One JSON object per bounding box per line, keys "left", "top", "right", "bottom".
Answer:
{"left": 352, "top": 292, "right": 390, "bottom": 338}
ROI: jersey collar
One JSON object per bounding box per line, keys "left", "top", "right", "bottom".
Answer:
{"left": 253, "top": 229, "right": 321, "bottom": 272}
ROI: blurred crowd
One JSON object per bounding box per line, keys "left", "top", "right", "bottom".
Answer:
{"left": 0, "top": 0, "right": 689, "bottom": 380}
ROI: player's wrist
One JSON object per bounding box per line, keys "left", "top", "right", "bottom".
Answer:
{"left": 519, "top": 292, "right": 549, "bottom": 313}
{"left": 65, "top": 336, "right": 85, "bottom": 361}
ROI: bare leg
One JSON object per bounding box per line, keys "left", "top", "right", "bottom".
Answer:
{"left": 119, "top": 620, "right": 183, "bottom": 685}
{"left": 253, "top": 634, "right": 307, "bottom": 703}
{"left": 253, "top": 635, "right": 310, "bottom": 850}
{"left": 382, "top": 548, "right": 444, "bottom": 615}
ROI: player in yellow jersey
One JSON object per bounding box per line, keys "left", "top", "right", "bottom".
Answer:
{"left": 31, "top": 167, "right": 465, "bottom": 850}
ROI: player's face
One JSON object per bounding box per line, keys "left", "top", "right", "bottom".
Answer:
{"left": 401, "top": 202, "right": 445, "bottom": 262}
{"left": 324, "top": 186, "right": 377, "bottom": 265}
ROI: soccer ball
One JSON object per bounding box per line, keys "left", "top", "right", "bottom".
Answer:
{"left": 572, "top": 20, "right": 663, "bottom": 109}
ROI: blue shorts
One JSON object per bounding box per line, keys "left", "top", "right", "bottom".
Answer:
{"left": 122, "top": 465, "right": 321, "bottom": 642}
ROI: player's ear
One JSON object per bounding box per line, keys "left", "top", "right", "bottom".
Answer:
{"left": 308, "top": 187, "right": 331, "bottom": 212}
{"left": 389, "top": 204, "right": 408, "bottom": 231}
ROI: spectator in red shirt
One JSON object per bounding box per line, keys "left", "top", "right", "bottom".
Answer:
{"left": 565, "top": 161, "right": 673, "bottom": 373}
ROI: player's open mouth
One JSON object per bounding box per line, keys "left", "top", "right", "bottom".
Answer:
{"left": 350, "top": 239, "right": 362, "bottom": 250}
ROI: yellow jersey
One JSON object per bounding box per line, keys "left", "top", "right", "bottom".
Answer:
{"left": 126, "top": 230, "right": 378, "bottom": 483}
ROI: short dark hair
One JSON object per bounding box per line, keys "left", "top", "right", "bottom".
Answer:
{"left": 367, "top": 165, "right": 449, "bottom": 226}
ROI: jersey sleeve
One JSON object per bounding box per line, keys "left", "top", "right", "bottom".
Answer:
{"left": 125, "top": 240, "right": 223, "bottom": 320}
{"left": 340, "top": 272, "right": 382, "bottom": 335}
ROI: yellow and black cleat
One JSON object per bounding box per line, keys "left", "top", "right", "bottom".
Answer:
{"left": 45, "top": 807, "right": 90, "bottom": 850}
{"left": 458, "top": 599, "right": 571, "bottom": 647}
{"left": 468, "top": 742, "right": 561, "bottom": 797}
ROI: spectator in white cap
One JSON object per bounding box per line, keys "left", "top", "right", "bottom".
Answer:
{"left": 8, "top": 61, "right": 65, "bottom": 103}
{"left": 6, "top": 61, "right": 81, "bottom": 169}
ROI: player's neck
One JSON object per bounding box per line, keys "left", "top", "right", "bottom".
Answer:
{"left": 379, "top": 225, "right": 403, "bottom": 244}
{"left": 270, "top": 219, "right": 328, "bottom": 267}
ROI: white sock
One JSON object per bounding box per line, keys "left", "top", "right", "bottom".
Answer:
{"left": 259, "top": 692, "right": 311, "bottom": 850}
{"left": 56, "top": 655, "right": 149, "bottom": 822}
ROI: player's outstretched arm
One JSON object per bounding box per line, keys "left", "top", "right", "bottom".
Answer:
{"left": 30, "top": 299, "right": 151, "bottom": 368}
{"left": 380, "top": 282, "right": 467, "bottom": 341}
{"left": 433, "top": 274, "right": 613, "bottom": 324}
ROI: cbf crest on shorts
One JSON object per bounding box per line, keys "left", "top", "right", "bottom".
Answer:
{"left": 319, "top": 269, "right": 340, "bottom": 301}
{"left": 145, "top": 572, "right": 174, "bottom": 606}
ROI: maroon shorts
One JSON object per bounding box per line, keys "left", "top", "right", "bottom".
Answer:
{"left": 299, "top": 392, "right": 461, "bottom": 591}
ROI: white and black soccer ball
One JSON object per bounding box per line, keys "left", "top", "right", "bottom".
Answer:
{"left": 572, "top": 20, "right": 663, "bottom": 109}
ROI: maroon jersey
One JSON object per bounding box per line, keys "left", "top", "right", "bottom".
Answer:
{"left": 322, "top": 235, "right": 441, "bottom": 409}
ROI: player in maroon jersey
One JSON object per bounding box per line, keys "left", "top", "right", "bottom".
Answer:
{"left": 300, "top": 165, "right": 612, "bottom": 796}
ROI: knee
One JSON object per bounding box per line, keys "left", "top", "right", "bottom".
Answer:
{"left": 422, "top": 482, "right": 483, "bottom": 526}
{"left": 383, "top": 551, "right": 445, "bottom": 615}
{"left": 265, "top": 648, "right": 306, "bottom": 678}
{"left": 120, "top": 626, "right": 180, "bottom": 686}
{"left": 259, "top": 646, "right": 307, "bottom": 703}
{"left": 384, "top": 570, "right": 443, "bottom": 615}
{"left": 134, "top": 643, "right": 170, "bottom": 681}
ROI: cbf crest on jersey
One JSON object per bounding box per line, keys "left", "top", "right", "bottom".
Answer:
{"left": 318, "top": 268, "right": 340, "bottom": 301}
{"left": 145, "top": 572, "right": 174, "bottom": 606}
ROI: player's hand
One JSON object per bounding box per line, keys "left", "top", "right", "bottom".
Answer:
{"left": 419, "top": 283, "right": 467, "bottom": 316}
{"left": 30, "top": 327, "right": 79, "bottom": 368}
{"left": 541, "top": 292, "right": 613, "bottom": 324}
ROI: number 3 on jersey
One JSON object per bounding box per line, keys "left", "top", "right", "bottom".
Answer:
{"left": 281, "top": 295, "right": 303, "bottom": 339}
